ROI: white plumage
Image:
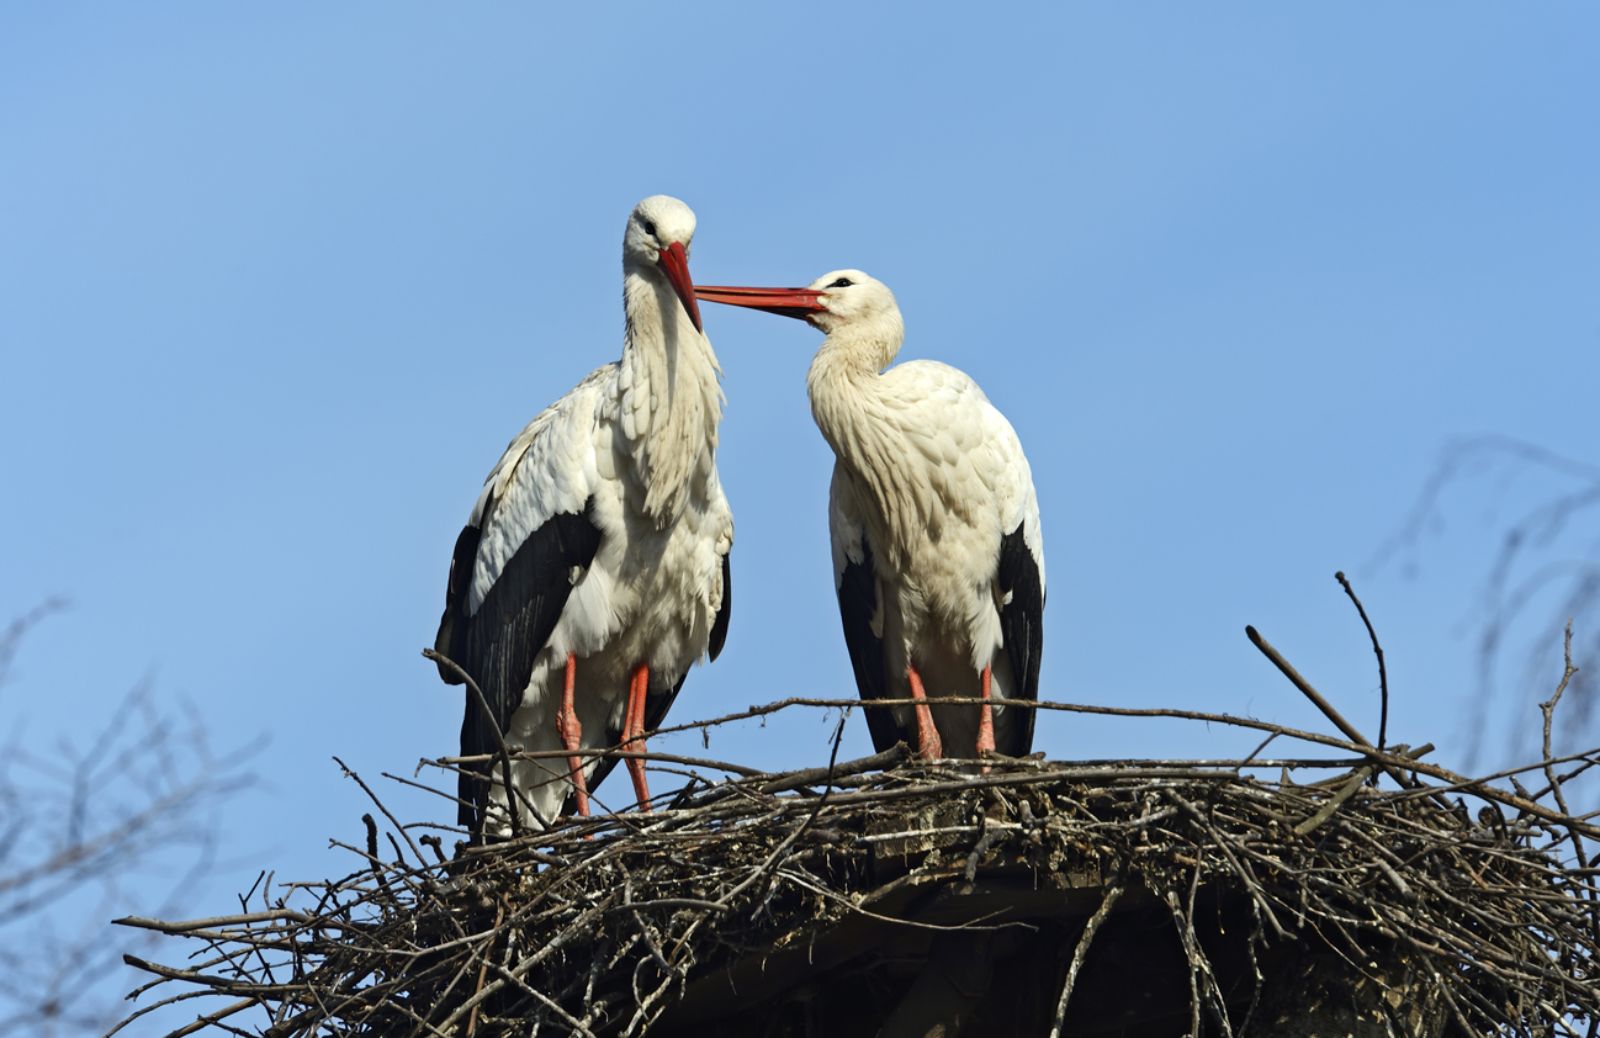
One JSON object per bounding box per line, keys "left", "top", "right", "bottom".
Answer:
{"left": 436, "top": 196, "right": 732, "bottom": 836}
{"left": 696, "top": 271, "right": 1044, "bottom": 760}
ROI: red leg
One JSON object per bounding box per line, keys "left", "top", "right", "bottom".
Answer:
{"left": 554, "top": 652, "right": 590, "bottom": 817}
{"left": 977, "top": 663, "right": 995, "bottom": 772}
{"left": 623, "top": 664, "right": 653, "bottom": 811}
{"left": 906, "top": 664, "right": 945, "bottom": 761}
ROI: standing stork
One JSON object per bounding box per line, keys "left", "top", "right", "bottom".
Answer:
{"left": 696, "top": 271, "right": 1043, "bottom": 761}
{"left": 435, "top": 196, "right": 732, "bottom": 838}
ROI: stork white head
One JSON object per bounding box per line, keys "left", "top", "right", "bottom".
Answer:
{"left": 694, "top": 268, "right": 905, "bottom": 363}
{"left": 625, "top": 195, "right": 703, "bottom": 332}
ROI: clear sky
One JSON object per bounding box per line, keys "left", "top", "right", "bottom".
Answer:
{"left": 3, "top": 5, "right": 1597, "bottom": 1032}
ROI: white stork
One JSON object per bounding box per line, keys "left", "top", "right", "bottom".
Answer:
{"left": 435, "top": 195, "right": 732, "bottom": 837}
{"left": 696, "top": 271, "right": 1044, "bottom": 761}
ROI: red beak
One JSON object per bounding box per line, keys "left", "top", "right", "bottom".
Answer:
{"left": 656, "top": 242, "right": 703, "bottom": 333}
{"left": 693, "top": 285, "right": 826, "bottom": 322}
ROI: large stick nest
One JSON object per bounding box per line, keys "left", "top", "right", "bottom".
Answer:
{"left": 117, "top": 707, "right": 1600, "bottom": 1036}
{"left": 115, "top": 621, "right": 1600, "bottom": 1036}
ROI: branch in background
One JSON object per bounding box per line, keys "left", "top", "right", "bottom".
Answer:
{"left": 0, "top": 597, "right": 67, "bottom": 691}
{"left": 0, "top": 609, "right": 253, "bottom": 1038}
{"left": 1374, "top": 435, "right": 1600, "bottom": 766}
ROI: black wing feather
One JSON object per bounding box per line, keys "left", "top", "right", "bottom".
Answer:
{"left": 434, "top": 522, "right": 482, "bottom": 685}
{"left": 578, "top": 548, "right": 729, "bottom": 810}
{"left": 440, "top": 495, "right": 602, "bottom": 833}
{"left": 996, "top": 522, "right": 1044, "bottom": 757}
{"left": 708, "top": 550, "right": 732, "bottom": 662}
{"left": 837, "top": 536, "right": 903, "bottom": 753}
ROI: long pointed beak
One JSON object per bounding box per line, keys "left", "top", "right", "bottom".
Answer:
{"left": 693, "top": 285, "right": 825, "bottom": 322}
{"left": 656, "top": 242, "right": 703, "bottom": 333}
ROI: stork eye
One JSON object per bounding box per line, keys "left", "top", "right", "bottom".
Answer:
{"left": 641, "top": 218, "right": 658, "bottom": 237}
{"left": 828, "top": 277, "right": 853, "bottom": 288}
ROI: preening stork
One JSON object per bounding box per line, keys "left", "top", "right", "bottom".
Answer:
{"left": 435, "top": 196, "right": 732, "bottom": 837}
{"left": 696, "top": 271, "right": 1043, "bottom": 761}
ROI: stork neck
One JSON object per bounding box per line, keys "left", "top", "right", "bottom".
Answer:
{"left": 806, "top": 339, "right": 891, "bottom": 465}
{"left": 618, "top": 267, "right": 724, "bottom": 522}
{"left": 806, "top": 335, "right": 933, "bottom": 562}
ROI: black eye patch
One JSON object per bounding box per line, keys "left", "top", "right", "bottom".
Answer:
{"left": 829, "top": 277, "right": 853, "bottom": 289}
{"left": 642, "top": 219, "right": 657, "bottom": 237}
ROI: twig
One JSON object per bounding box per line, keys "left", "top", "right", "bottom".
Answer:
{"left": 1246, "top": 625, "right": 1439, "bottom": 803}
{"left": 1293, "top": 766, "right": 1375, "bottom": 836}
{"left": 334, "top": 758, "right": 423, "bottom": 868}
{"left": 1335, "top": 570, "right": 1390, "bottom": 752}
{"left": 1539, "top": 621, "right": 1594, "bottom": 934}
{"left": 1046, "top": 882, "right": 1124, "bottom": 1038}
{"left": 424, "top": 648, "right": 531, "bottom": 836}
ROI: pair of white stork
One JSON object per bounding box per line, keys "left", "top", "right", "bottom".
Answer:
{"left": 435, "top": 196, "right": 1045, "bottom": 836}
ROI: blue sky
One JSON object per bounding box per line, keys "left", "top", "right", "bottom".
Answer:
{"left": 3, "top": 5, "right": 1598, "bottom": 1031}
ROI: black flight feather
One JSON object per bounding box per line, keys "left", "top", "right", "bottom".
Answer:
{"left": 836, "top": 535, "right": 902, "bottom": 753}
{"left": 441, "top": 495, "right": 602, "bottom": 834}
{"left": 708, "top": 550, "right": 732, "bottom": 662}
{"left": 995, "top": 522, "right": 1044, "bottom": 756}
{"left": 433, "top": 522, "right": 482, "bottom": 685}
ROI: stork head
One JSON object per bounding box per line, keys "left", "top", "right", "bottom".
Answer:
{"left": 625, "top": 195, "right": 702, "bottom": 332}
{"left": 797, "top": 270, "right": 902, "bottom": 339}
{"left": 695, "top": 269, "right": 904, "bottom": 343}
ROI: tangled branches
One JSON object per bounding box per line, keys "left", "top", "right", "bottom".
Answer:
{"left": 117, "top": 737, "right": 1600, "bottom": 1032}
{"left": 113, "top": 601, "right": 1600, "bottom": 1036}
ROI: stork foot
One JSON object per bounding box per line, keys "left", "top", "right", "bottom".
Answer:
{"left": 977, "top": 663, "right": 995, "bottom": 774}
{"left": 906, "top": 664, "right": 944, "bottom": 761}
{"left": 556, "top": 652, "right": 591, "bottom": 817}
{"left": 623, "top": 663, "right": 654, "bottom": 811}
